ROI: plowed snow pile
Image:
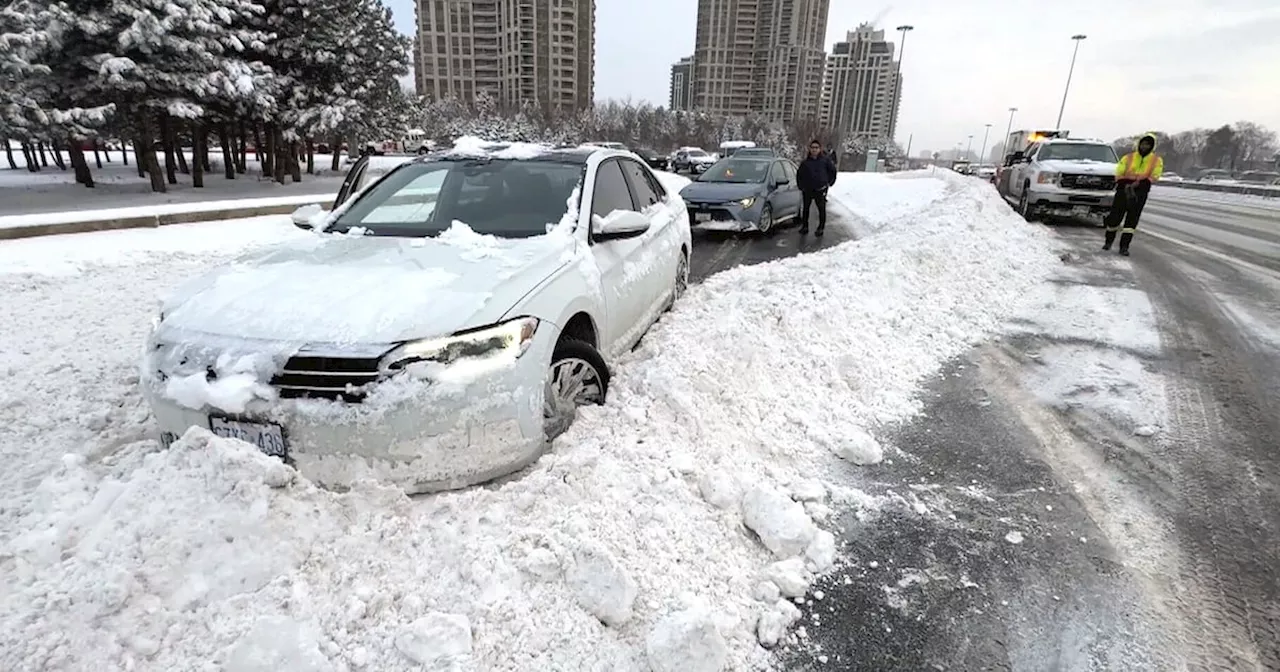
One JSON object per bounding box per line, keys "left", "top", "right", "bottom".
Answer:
{"left": 0, "top": 171, "right": 1061, "bottom": 671}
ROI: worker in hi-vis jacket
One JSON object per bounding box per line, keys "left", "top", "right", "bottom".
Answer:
{"left": 1103, "top": 132, "right": 1164, "bottom": 256}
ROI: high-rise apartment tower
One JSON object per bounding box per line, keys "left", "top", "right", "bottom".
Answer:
{"left": 414, "top": 0, "right": 595, "bottom": 112}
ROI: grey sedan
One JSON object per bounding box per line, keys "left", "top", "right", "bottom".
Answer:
{"left": 678, "top": 157, "right": 802, "bottom": 234}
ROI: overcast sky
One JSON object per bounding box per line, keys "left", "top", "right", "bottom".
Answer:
{"left": 384, "top": 0, "right": 1280, "bottom": 154}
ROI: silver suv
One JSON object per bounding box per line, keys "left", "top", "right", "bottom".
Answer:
{"left": 1003, "top": 139, "right": 1119, "bottom": 223}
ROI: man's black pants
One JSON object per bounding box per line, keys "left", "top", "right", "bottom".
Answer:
{"left": 1103, "top": 181, "right": 1150, "bottom": 251}
{"left": 801, "top": 190, "right": 827, "bottom": 231}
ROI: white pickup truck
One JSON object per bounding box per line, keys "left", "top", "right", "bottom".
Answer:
{"left": 1004, "top": 137, "right": 1119, "bottom": 223}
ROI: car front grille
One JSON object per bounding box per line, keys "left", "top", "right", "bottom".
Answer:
{"left": 1061, "top": 174, "right": 1115, "bottom": 191}
{"left": 271, "top": 354, "right": 383, "bottom": 402}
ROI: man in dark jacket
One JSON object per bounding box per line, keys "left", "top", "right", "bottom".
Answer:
{"left": 796, "top": 140, "right": 838, "bottom": 236}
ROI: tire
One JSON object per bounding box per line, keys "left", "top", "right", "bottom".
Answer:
{"left": 1018, "top": 184, "right": 1038, "bottom": 222}
{"left": 756, "top": 203, "right": 775, "bottom": 235}
{"left": 667, "top": 250, "right": 689, "bottom": 311}
{"left": 543, "top": 339, "right": 610, "bottom": 441}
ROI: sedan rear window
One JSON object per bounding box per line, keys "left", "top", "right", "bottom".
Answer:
{"left": 331, "top": 159, "right": 583, "bottom": 238}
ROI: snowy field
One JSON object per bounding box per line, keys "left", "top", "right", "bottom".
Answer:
{"left": 0, "top": 170, "right": 1061, "bottom": 670}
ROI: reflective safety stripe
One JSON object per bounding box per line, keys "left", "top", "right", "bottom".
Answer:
{"left": 1119, "top": 151, "right": 1158, "bottom": 181}
{"left": 1106, "top": 225, "right": 1122, "bottom": 232}
{"left": 1120, "top": 227, "right": 1136, "bottom": 234}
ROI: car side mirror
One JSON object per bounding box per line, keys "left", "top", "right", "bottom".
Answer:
{"left": 771, "top": 177, "right": 788, "bottom": 189}
{"left": 593, "top": 210, "right": 650, "bottom": 241}
{"left": 291, "top": 203, "right": 327, "bottom": 230}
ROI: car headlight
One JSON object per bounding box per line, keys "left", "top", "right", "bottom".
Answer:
{"left": 1037, "top": 172, "right": 1060, "bottom": 185}
{"left": 379, "top": 317, "right": 539, "bottom": 375}
{"left": 737, "top": 197, "right": 756, "bottom": 208}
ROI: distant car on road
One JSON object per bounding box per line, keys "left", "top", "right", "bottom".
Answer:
{"left": 1003, "top": 137, "right": 1119, "bottom": 223}
{"left": 733, "top": 147, "right": 778, "bottom": 159}
{"left": 679, "top": 157, "right": 801, "bottom": 235}
{"left": 141, "top": 141, "right": 692, "bottom": 495}
{"left": 632, "top": 146, "right": 669, "bottom": 171}
{"left": 587, "top": 141, "right": 630, "bottom": 152}
{"left": 673, "top": 147, "right": 716, "bottom": 174}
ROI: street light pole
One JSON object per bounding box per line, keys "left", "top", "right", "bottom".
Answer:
{"left": 1055, "top": 34, "right": 1087, "bottom": 129}
{"left": 1003, "top": 106, "right": 1018, "bottom": 156}
{"left": 965, "top": 135, "right": 973, "bottom": 161}
{"left": 889, "top": 25, "right": 914, "bottom": 143}
{"left": 978, "top": 123, "right": 992, "bottom": 164}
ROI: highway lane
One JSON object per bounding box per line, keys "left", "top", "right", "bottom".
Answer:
{"left": 1141, "top": 190, "right": 1280, "bottom": 274}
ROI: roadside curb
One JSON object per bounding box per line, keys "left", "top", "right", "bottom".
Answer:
{"left": 0, "top": 199, "right": 333, "bottom": 242}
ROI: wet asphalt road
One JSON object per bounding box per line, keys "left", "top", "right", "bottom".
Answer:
{"left": 687, "top": 205, "right": 857, "bottom": 283}
{"left": 781, "top": 189, "right": 1280, "bottom": 671}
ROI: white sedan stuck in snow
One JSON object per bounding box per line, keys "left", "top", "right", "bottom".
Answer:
{"left": 141, "top": 139, "right": 692, "bottom": 493}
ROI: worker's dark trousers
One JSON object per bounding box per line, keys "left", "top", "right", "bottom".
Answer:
{"left": 1103, "top": 181, "right": 1151, "bottom": 251}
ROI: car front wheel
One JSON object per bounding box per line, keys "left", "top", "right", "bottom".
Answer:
{"left": 543, "top": 339, "right": 610, "bottom": 441}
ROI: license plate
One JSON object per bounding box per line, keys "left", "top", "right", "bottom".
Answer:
{"left": 694, "top": 212, "right": 712, "bottom": 222}
{"left": 1072, "top": 206, "right": 1093, "bottom": 216}
{"left": 209, "top": 416, "right": 288, "bottom": 458}
{"left": 160, "top": 431, "right": 179, "bottom": 449}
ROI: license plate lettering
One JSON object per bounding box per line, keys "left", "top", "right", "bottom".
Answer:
{"left": 694, "top": 212, "right": 712, "bottom": 222}
{"left": 209, "top": 417, "right": 288, "bottom": 458}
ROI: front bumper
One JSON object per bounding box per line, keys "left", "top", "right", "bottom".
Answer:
{"left": 1024, "top": 185, "right": 1114, "bottom": 217}
{"left": 142, "top": 325, "right": 558, "bottom": 494}
{"left": 685, "top": 198, "right": 765, "bottom": 232}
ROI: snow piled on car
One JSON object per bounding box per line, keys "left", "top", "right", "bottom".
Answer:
{"left": 0, "top": 170, "right": 1061, "bottom": 671}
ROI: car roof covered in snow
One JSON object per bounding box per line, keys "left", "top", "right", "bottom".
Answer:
{"left": 419, "top": 138, "right": 597, "bottom": 165}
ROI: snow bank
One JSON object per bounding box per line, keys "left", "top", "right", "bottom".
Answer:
{"left": 0, "top": 169, "right": 1061, "bottom": 670}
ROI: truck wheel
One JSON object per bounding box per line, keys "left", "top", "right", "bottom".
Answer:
{"left": 1018, "top": 185, "right": 1038, "bottom": 222}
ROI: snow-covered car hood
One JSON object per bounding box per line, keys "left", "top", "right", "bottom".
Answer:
{"left": 159, "top": 228, "right": 576, "bottom": 344}
{"left": 1038, "top": 159, "right": 1115, "bottom": 176}
{"left": 680, "top": 181, "right": 766, "bottom": 203}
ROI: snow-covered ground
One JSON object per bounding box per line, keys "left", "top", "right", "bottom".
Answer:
{"left": 0, "top": 170, "right": 1062, "bottom": 671}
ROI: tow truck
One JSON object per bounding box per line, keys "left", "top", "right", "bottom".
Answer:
{"left": 1002, "top": 134, "right": 1121, "bottom": 224}
{"left": 996, "top": 129, "right": 1069, "bottom": 197}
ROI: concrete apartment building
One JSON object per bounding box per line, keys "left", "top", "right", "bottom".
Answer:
{"left": 669, "top": 56, "right": 694, "bottom": 111}
{"left": 691, "top": 0, "right": 830, "bottom": 122}
{"left": 819, "top": 24, "right": 901, "bottom": 139}
{"left": 413, "top": 0, "right": 595, "bottom": 113}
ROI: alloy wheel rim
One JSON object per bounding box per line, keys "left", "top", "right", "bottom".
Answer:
{"left": 543, "top": 357, "right": 605, "bottom": 437}
{"left": 675, "top": 254, "right": 689, "bottom": 298}
{"left": 760, "top": 206, "right": 773, "bottom": 233}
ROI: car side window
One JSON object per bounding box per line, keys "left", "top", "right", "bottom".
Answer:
{"left": 769, "top": 161, "right": 787, "bottom": 183}
{"left": 782, "top": 161, "right": 797, "bottom": 183}
{"left": 591, "top": 159, "right": 637, "bottom": 220}
{"left": 619, "top": 159, "right": 661, "bottom": 209}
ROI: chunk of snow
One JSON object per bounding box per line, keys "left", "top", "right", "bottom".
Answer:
{"left": 756, "top": 600, "right": 802, "bottom": 648}
{"left": 827, "top": 426, "right": 884, "bottom": 465}
{"left": 742, "top": 485, "right": 818, "bottom": 558}
{"left": 790, "top": 479, "right": 827, "bottom": 502}
{"left": 698, "top": 472, "right": 741, "bottom": 510}
{"left": 394, "top": 612, "right": 473, "bottom": 665}
{"left": 1005, "top": 531, "right": 1025, "bottom": 545}
{"left": 762, "top": 558, "right": 811, "bottom": 598}
{"left": 565, "top": 541, "right": 638, "bottom": 626}
{"left": 645, "top": 607, "right": 729, "bottom": 672}
{"left": 805, "top": 530, "right": 838, "bottom": 573}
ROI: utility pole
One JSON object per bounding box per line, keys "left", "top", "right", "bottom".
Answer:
{"left": 978, "top": 123, "right": 992, "bottom": 164}
{"left": 1056, "top": 34, "right": 1087, "bottom": 129}
{"left": 965, "top": 135, "right": 973, "bottom": 161}
{"left": 1003, "top": 106, "right": 1018, "bottom": 157}
{"left": 889, "top": 25, "right": 914, "bottom": 144}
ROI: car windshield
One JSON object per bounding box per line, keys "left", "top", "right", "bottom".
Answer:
{"left": 1038, "top": 143, "right": 1117, "bottom": 162}
{"left": 698, "top": 159, "right": 770, "bottom": 183}
{"left": 330, "top": 158, "right": 583, "bottom": 238}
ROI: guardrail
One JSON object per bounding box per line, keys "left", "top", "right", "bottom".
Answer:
{"left": 1157, "top": 180, "right": 1280, "bottom": 199}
